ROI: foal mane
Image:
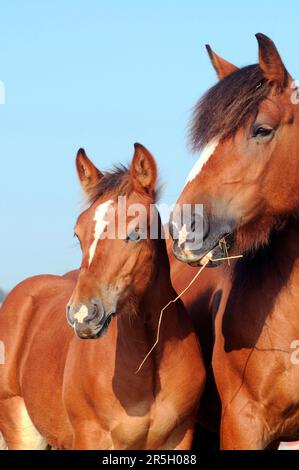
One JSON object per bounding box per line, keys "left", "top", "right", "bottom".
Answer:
{"left": 88, "top": 165, "right": 131, "bottom": 205}
{"left": 88, "top": 164, "right": 160, "bottom": 205}
{"left": 190, "top": 64, "right": 272, "bottom": 150}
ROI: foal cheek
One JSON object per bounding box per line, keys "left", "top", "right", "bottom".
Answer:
{"left": 135, "top": 255, "right": 154, "bottom": 293}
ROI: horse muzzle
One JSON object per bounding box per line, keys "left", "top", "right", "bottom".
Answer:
{"left": 66, "top": 300, "right": 116, "bottom": 339}
{"left": 171, "top": 215, "right": 235, "bottom": 267}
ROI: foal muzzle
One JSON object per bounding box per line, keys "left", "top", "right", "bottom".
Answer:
{"left": 66, "top": 300, "right": 116, "bottom": 339}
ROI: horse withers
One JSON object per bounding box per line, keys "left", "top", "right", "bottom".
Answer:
{"left": 0, "top": 144, "right": 205, "bottom": 449}
{"left": 170, "top": 34, "right": 299, "bottom": 449}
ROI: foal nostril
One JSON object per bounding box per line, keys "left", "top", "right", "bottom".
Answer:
{"left": 66, "top": 304, "right": 75, "bottom": 326}
{"left": 85, "top": 300, "right": 105, "bottom": 322}
{"left": 86, "top": 304, "right": 99, "bottom": 322}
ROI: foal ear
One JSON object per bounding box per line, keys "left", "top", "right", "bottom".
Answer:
{"left": 130, "top": 143, "right": 157, "bottom": 194}
{"left": 76, "top": 148, "right": 103, "bottom": 197}
{"left": 256, "top": 33, "right": 289, "bottom": 89}
{"left": 206, "top": 45, "right": 238, "bottom": 80}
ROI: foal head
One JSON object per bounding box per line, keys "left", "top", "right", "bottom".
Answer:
{"left": 67, "top": 144, "right": 158, "bottom": 339}
{"left": 170, "top": 34, "right": 299, "bottom": 266}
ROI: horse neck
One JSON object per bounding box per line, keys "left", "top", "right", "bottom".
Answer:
{"left": 115, "top": 239, "right": 182, "bottom": 353}
{"left": 232, "top": 217, "right": 299, "bottom": 322}
{"left": 141, "top": 239, "right": 180, "bottom": 328}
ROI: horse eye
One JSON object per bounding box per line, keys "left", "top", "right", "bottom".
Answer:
{"left": 253, "top": 125, "right": 273, "bottom": 138}
{"left": 126, "top": 229, "right": 141, "bottom": 242}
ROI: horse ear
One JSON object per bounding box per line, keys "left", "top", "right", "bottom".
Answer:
{"left": 255, "top": 33, "right": 289, "bottom": 89}
{"left": 130, "top": 143, "right": 157, "bottom": 194}
{"left": 76, "top": 148, "right": 103, "bottom": 197}
{"left": 206, "top": 45, "right": 238, "bottom": 80}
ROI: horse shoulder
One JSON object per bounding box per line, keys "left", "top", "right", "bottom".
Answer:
{"left": 0, "top": 273, "right": 75, "bottom": 397}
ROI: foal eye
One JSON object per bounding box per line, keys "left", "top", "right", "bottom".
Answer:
{"left": 253, "top": 125, "right": 274, "bottom": 139}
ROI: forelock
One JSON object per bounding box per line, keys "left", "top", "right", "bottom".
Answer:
{"left": 190, "top": 64, "right": 271, "bottom": 150}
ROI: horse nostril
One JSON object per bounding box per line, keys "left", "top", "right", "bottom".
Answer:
{"left": 202, "top": 215, "right": 210, "bottom": 240}
{"left": 169, "top": 211, "right": 174, "bottom": 238}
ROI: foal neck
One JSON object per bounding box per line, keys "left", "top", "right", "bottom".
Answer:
{"left": 142, "top": 238, "right": 180, "bottom": 318}
{"left": 111, "top": 238, "right": 188, "bottom": 384}
{"left": 116, "top": 238, "right": 184, "bottom": 352}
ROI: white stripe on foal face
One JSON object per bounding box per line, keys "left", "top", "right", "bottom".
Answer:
{"left": 186, "top": 139, "right": 219, "bottom": 184}
{"left": 74, "top": 305, "right": 89, "bottom": 323}
{"left": 88, "top": 199, "right": 114, "bottom": 266}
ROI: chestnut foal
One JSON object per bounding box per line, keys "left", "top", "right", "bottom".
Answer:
{"left": 0, "top": 144, "right": 205, "bottom": 450}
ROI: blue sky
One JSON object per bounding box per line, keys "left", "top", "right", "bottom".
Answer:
{"left": 0, "top": 0, "right": 298, "bottom": 291}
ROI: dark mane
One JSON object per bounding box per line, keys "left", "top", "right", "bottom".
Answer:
{"left": 190, "top": 64, "right": 272, "bottom": 150}
{"left": 88, "top": 164, "right": 131, "bottom": 204}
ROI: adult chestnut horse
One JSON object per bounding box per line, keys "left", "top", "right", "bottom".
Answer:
{"left": 0, "top": 144, "right": 205, "bottom": 449}
{"left": 167, "top": 242, "right": 222, "bottom": 442}
{"left": 170, "top": 34, "right": 299, "bottom": 449}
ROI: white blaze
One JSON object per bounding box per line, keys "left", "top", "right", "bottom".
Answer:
{"left": 74, "top": 305, "right": 89, "bottom": 323}
{"left": 88, "top": 199, "right": 114, "bottom": 266}
{"left": 186, "top": 139, "right": 219, "bottom": 184}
